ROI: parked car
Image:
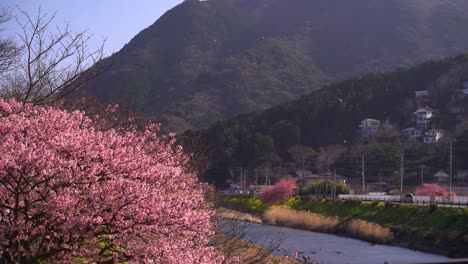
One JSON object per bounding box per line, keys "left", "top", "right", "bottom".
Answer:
{"left": 402, "top": 193, "right": 414, "bottom": 203}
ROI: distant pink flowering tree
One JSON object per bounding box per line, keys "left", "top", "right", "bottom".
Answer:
{"left": 260, "top": 179, "right": 297, "bottom": 205}
{"left": 415, "top": 183, "right": 455, "bottom": 198}
{"left": 0, "top": 97, "right": 223, "bottom": 263}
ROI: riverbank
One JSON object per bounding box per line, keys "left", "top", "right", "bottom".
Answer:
{"left": 212, "top": 232, "right": 300, "bottom": 264}
{"left": 222, "top": 196, "right": 468, "bottom": 257}
{"left": 235, "top": 222, "right": 450, "bottom": 264}
{"left": 214, "top": 209, "right": 302, "bottom": 263}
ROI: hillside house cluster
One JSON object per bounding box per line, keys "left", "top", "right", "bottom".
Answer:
{"left": 401, "top": 89, "right": 443, "bottom": 144}
{"left": 358, "top": 89, "right": 444, "bottom": 144}
{"left": 358, "top": 118, "right": 380, "bottom": 137}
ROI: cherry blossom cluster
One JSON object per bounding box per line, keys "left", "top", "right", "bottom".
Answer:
{"left": 0, "top": 97, "right": 224, "bottom": 263}
{"left": 260, "top": 178, "right": 297, "bottom": 205}
{"left": 414, "top": 183, "right": 456, "bottom": 198}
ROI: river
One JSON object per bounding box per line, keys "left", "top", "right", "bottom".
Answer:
{"left": 233, "top": 222, "right": 453, "bottom": 264}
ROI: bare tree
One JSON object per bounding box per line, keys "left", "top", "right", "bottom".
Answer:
{"left": 0, "top": 7, "right": 105, "bottom": 105}
{"left": 288, "top": 145, "right": 317, "bottom": 170}
{"left": 0, "top": 7, "right": 21, "bottom": 74}
{"left": 316, "top": 144, "right": 346, "bottom": 174}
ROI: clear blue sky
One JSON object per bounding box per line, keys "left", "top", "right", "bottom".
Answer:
{"left": 2, "top": 0, "right": 185, "bottom": 56}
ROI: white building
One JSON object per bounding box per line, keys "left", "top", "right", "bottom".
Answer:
{"left": 359, "top": 118, "right": 380, "bottom": 137}
{"left": 401, "top": 127, "right": 423, "bottom": 139}
{"left": 423, "top": 129, "right": 443, "bottom": 144}
{"left": 415, "top": 90, "right": 430, "bottom": 106}
{"left": 414, "top": 108, "right": 433, "bottom": 130}
{"left": 433, "top": 170, "right": 449, "bottom": 185}
{"left": 296, "top": 170, "right": 312, "bottom": 179}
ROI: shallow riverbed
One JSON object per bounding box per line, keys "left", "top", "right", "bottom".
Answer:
{"left": 233, "top": 222, "right": 453, "bottom": 264}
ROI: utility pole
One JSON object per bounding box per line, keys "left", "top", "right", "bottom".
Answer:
{"left": 302, "top": 154, "right": 305, "bottom": 172}
{"left": 449, "top": 138, "right": 453, "bottom": 202}
{"left": 264, "top": 167, "right": 270, "bottom": 186}
{"left": 240, "top": 167, "right": 243, "bottom": 190}
{"left": 361, "top": 155, "right": 365, "bottom": 194}
{"left": 254, "top": 169, "right": 258, "bottom": 185}
{"left": 244, "top": 169, "right": 248, "bottom": 189}
{"left": 400, "top": 146, "right": 404, "bottom": 196}
{"left": 420, "top": 166, "right": 424, "bottom": 185}
{"left": 333, "top": 170, "right": 337, "bottom": 199}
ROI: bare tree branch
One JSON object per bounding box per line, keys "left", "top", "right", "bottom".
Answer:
{"left": 0, "top": 7, "right": 106, "bottom": 105}
{"left": 0, "top": 7, "right": 21, "bottom": 74}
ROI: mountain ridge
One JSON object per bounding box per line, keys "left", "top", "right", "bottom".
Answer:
{"left": 81, "top": 0, "right": 468, "bottom": 132}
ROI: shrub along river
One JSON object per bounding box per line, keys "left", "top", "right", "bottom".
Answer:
{"left": 235, "top": 222, "right": 452, "bottom": 264}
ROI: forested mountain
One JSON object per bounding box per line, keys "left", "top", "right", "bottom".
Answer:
{"left": 81, "top": 0, "right": 468, "bottom": 132}
{"left": 183, "top": 54, "right": 468, "bottom": 185}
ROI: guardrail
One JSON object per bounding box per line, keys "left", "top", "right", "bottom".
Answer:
{"left": 338, "top": 194, "right": 468, "bottom": 208}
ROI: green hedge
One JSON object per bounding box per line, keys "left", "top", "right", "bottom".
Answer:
{"left": 224, "top": 196, "right": 268, "bottom": 215}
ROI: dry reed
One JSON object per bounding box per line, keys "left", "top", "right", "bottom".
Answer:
{"left": 217, "top": 208, "right": 263, "bottom": 223}
{"left": 263, "top": 206, "right": 339, "bottom": 232}
{"left": 263, "top": 206, "right": 394, "bottom": 244}
{"left": 344, "top": 219, "right": 394, "bottom": 243}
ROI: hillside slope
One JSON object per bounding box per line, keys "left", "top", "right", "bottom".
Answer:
{"left": 82, "top": 0, "right": 468, "bottom": 131}
{"left": 184, "top": 53, "right": 468, "bottom": 184}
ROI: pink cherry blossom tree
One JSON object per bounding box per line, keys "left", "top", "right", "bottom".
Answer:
{"left": 414, "top": 183, "right": 456, "bottom": 198}
{"left": 0, "top": 97, "right": 224, "bottom": 263}
{"left": 260, "top": 179, "right": 297, "bottom": 205}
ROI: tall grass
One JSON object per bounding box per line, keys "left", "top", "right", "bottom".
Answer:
{"left": 344, "top": 220, "right": 394, "bottom": 243}
{"left": 263, "top": 206, "right": 394, "bottom": 244}
{"left": 264, "top": 206, "right": 338, "bottom": 232}
{"left": 217, "top": 208, "right": 262, "bottom": 223}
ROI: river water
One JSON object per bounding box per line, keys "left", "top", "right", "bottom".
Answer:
{"left": 235, "top": 222, "right": 452, "bottom": 264}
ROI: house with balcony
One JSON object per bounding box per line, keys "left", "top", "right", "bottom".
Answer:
{"left": 401, "top": 127, "right": 423, "bottom": 140}
{"left": 415, "top": 90, "right": 430, "bottom": 106}
{"left": 423, "top": 129, "right": 443, "bottom": 144}
{"left": 359, "top": 118, "right": 380, "bottom": 137}
{"left": 414, "top": 108, "right": 433, "bottom": 130}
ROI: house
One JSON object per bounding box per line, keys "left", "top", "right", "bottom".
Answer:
{"left": 359, "top": 118, "right": 380, "bottom": 137}
{"left": 415, "top": 90, "right": 430, "bottom": 106}
{"left": 423, "top": 129, "right": 443, "bottom": 144}
{"left": 449, "top": 88, "right": 468, "bottom": 120}
{"left": 414, "top": 108, "right": 433, "bottom": 130}
{"left": 302, "top": 173, "right": 347, "bottom": 187}
{"left": 456, "top": 88, "right": 468, "bottom": 100}
{"left": 454, "top": 171, "right": 468, "bottom": 180}
{"left": 296, "top": 170, "right": 312, "bottom": 179}
{"left": 454, "top": 171, "right": 468, "bottom": 185}
{"left": 433, "top": 170, "right": 449, "bottom": 185}
{"left": 366, "top": 182, "right": 389, "bottom": 193}
{"left": 401, "top": 127, "right": 423, "bottom": 139}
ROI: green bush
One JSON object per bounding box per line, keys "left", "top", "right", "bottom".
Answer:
{"left": 225, "top": 196, "right": 268, "bottom": 215}
{"left": 305, "top": 179, "right": 350, "bottom": 195}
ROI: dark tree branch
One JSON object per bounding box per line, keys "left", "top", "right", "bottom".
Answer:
{"left": 0, "top": 7, "right": 106, "bottom": 105}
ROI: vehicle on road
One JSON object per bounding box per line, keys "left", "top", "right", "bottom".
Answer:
{"left": 402, "top": 193, "right": 414, "bottom": 203}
